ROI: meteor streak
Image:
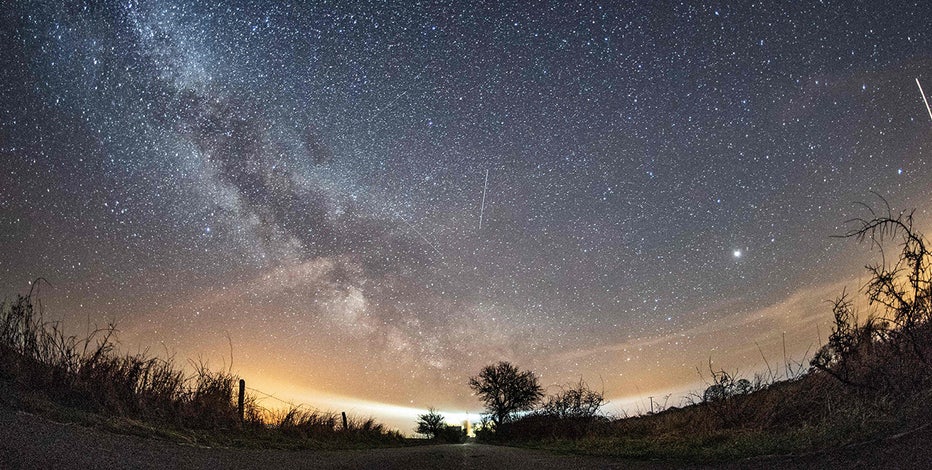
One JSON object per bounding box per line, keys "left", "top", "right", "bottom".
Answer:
{"left": 917, "top": 78, "right": 932, "bottom": 123}
{"left": 478, "top": 169, "right": 489, "bottom": 231}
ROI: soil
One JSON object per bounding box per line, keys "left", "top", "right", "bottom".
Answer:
{"left": 1, "top": 404, "right": 930, "bottom": 469}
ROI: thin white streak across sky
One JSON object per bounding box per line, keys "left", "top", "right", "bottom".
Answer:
{"left": 399, "top": 216, "right": 444, "bottom": 259}
{"left": 478, "top": 168, "right": 489, "bottom": 231}
{"left": 917, "top": 78, "right": 932, "bottom": 123}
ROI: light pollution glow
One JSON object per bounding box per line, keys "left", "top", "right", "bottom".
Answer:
{"left": 4, "top": 0, "right": 932, "bottom": 436}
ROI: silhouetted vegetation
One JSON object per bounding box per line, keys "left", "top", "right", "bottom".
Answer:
{"left": 415, "top": 408, "right": 466, "bottom": 443}
{"left": 810, "top": 206, "right": 932, "bottom": 398}
{"left": 468, "top": 204, "right": 932, "bottom": 462}
{"left": 499, "top": 380, "right": 607, "bottom": 441}
{"left": 7, "top": 201, "right": 932, "bottom": 461}
{"left": 541, "top": 379, "right": 606, "bottom": 420}
{"left": 468, "top": 361, "right": 543, "bottom": 430}
{"left": 434, "top": 423, "right": 467, "bottom": 443}
{"left": 0, "top": 287, "right": 402, "bottom": 448}
{"left": 415, "top": 408, "right": 444, "bottom": 439}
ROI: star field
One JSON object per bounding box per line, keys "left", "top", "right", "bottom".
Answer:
{"left": 2, "top": 1, "right": 932, "bottom": 423}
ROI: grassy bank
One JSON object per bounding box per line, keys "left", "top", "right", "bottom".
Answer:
{"left": 0, "top": 290, "right": 403, "bottom": 449}
{"left": 503, "top": 372, "right": 931, "bottom": 463}
{"left": 480, "top": 210, "right": 932, "bottom": 463}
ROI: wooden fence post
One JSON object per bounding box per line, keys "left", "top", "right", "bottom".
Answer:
{"left": 238, "top": 379, "right": 246, "bottom": 425}
{"left": 342, "top": 411, "right": 348, "bottom": 430}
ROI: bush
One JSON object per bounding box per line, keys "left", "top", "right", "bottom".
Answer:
{"left": 435, "top": 424, "right": 467, "bottom": 443}
{"left": 415, "top": 408, "right": 445, "bottom": 440}
{"left": 542, "top": 379, "right": 605, "bottom": 420}
{"left": 810, "top": 207, "right": 932, "bottom": 397}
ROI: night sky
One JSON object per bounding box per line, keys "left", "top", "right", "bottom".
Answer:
{"left": 2, "top": 1, "right": 931, "bottom": 429}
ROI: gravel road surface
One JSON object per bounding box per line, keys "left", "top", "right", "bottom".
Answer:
{"left": 2, "top": 404, "right": 930, "bottom": 469}
{"left": 0, "top": 405, "right": 672, "bottom": 469}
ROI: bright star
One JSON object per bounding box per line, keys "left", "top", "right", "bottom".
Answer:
{"left": 733, "top": 249, "right": 742, "bottom": 258}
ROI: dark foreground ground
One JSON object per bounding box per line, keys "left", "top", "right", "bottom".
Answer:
{"left": 0, "top": 404, "right": 929, "bottom": 469}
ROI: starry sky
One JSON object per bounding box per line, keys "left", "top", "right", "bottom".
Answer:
{"left": 2, "top": 1, "right": 931, "bottom": 430}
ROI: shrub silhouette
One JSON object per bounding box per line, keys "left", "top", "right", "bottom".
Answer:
{"left": 435, "top": 423, "right": 467, "bottom": 443}
{"left": 541, "top": 379, "right": 605, "bottom": 420}
{"left": 500, "top": 380, "right": 608, "bottom": 440}
{"left": 415, "top": 408, "right": 445, "bottom": 439}
{"left": 811, "top": 205, "right": 932, "bottom": 397}
{"left": 701, "top": 370, "right": 754, "bottom": 404}
{"left": 414, "top": 408, "right": 465, "bottom": 443}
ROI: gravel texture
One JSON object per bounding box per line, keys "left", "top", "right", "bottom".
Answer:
{"left": 0, "top": 405, "right": 668, "bottom": 469}
{"left": 2, "top": 404, "right": 930, "bottom": 469}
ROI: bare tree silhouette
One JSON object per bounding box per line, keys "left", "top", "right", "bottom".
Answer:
{"left": 468, "top": 361, "right": 543, "bottom": 429}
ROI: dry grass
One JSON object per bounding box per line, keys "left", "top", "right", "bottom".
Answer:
{"left": 494, "top": 323, "right": 932, "bottom": 462}
{"left": 503, "top": 366, "right": 925, "bottom": 462}
{"left": 0, "top": 292, "right": 402, "bottom": 447}
{"left": 493, "top": 207, "right": 932, "bottom": 462}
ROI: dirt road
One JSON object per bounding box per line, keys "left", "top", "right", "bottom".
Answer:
{"left": 2, "top": 404, "right": 930, "bottom": 469}
{"left": 0, "top": 405, "right": 671, "bottom": 470}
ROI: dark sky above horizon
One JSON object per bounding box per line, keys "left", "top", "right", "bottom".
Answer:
{"left": 2, "top": 0, "right": 931, "bottom": 424}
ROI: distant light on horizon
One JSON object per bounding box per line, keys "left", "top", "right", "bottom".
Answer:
{"left": 2, "top": 0, "right": 930, "bottom": 425}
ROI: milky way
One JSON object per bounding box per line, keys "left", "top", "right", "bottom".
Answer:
{"left": 2, "top": 1, "right": 932, "bottom": 428}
